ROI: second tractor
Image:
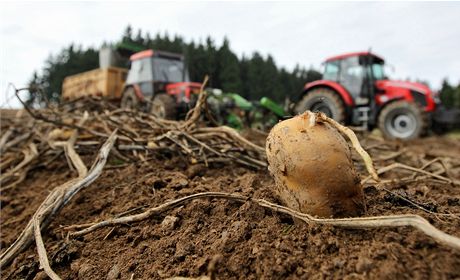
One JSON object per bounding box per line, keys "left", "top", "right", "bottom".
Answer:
{"left": 294, "top": 51, "right": 450, "bottom": 140}
{"left": 120, "top": 49, "right": 202, "bottom": 119}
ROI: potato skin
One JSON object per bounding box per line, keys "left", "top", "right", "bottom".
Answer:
{"left": 266, "top": 113, "right": 365, "bottom": 218}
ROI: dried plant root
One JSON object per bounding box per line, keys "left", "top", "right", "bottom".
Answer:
{"left": 0, "top": 143, "right": 38, "bottom": 189}
{"left": 0, "top": 131, "right": 117, "bottom": 272}
{"left": 181, "top": 75, "right": 209, "bottom": 130}
{"left": 34, "top": 213, "right": 61, "bottom": 280}
{"left": 68, "top": 192, "right": 460, "bottom": 251}
{"left": 316, "top": 112, "right": 379, "bottom": 181}
{"left": 362, "top": 162, "right": 460, "bottom": 185}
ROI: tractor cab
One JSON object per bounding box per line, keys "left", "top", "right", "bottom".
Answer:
{"left": 296, "top": 51, "right": 438, "bottom": 140}
{"left": 323, "top": 52, "right": 385, "bottom": 105}
{"left": 121, "top": 49, "right": 202, "bottom": 119}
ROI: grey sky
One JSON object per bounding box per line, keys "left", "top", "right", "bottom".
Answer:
{"left": 1, "top": 1, "right": 460, "bottom": 108}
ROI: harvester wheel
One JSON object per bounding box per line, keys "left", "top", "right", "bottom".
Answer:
{"left": 295, "top": 88, "right": 346, "bottom": 123}
{"left": 120, "top": 87, "right": 139, "bottom": 110}
{"left": 151, "top": 94, "right": 177, "bottom": 119}
{"left": 378, "top": 100, "right": 427, "bottom": 140}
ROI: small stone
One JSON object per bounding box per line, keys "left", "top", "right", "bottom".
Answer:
{"left": 33, "top": 271, "right": 48, "bottom": 280}
{"left": 157, "top": 269, "right": 168, "bottom": 277}
{"left": 70, "top": 260, "right": 81, "bottom": 273}
{"left": 356, "top": 257, "right": 373, "bottom": 273}
{"left": 78, "top": 263, "right": 94, "bottom": 279}
{"left": 107, "top": 264, "right": 120, "bottom": 280}
{"left": 447, "top": 197, "right": 460, "bottom": 206}
{"left": 186, "top": 164, "right": 206, "bottom": 178}
{"left": 172, "top": 178, "right": 189, "bottom": 189}
{"left": 161, "top": 215, "right": 179, "bottom": 231}
{"left": 147, "top": 141, "right": 158, "bottom": 149}
{"left": 334, "top": 259, "right": 345, "bottom": 268}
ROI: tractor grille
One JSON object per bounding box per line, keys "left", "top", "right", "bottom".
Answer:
{"left": 411, "top": 90, "right": 427, "bottom": 107}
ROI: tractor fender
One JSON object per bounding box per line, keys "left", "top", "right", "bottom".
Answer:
{"left": 122, "top": 84, "right": 145, "bottom": 102}
{"left": 121, "top": 84, "right": 145, "bottom": 102}
{"left": 375, "top": 96, "right": 405, "bottom": 120}
{"left": 375, "top": 84, "right": 412, "bottom": 107}
{"left": 375, "top": 80, "right": 436, "bottom": 112}
{"left": 302, "top": 80, "right": 354, "bottom": 106}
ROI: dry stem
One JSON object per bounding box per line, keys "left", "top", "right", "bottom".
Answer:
{"left": 0, "top": 131, "right": 117, "bottom": 270}
{"left": 316, "top": 112, "right": 379, "bottom": 181}
{"left": 69, "top": 192, "right": 460, "bottom": 251}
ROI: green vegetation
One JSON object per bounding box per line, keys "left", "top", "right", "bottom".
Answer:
{"left": 439, "top": 79, "right": 460, "bottom": 109}
{"left": 28, "top": 25, "right": 321, "bottom": 106}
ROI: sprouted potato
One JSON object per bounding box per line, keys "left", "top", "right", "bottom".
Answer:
{"left": 266, "top": 112, "right": 365, "bottom": 218}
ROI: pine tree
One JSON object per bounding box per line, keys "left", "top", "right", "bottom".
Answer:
{"left": 134, "top": 29, "right": 144, "bottom": 45}
{"left": 440, "top": 79, "right": 454, "bottom": 108}
{"left": 204, "top": 36, "right": 218, "bottom": 87}
{"left": 246, "top": 52, "right": 266, "bottom": 100}
{"left": 239, "top": 55, "right": 250, "bottom": 99}
{"left": 216, "top": 38, "right": 241, "bottom": 93}
{"left": 122, "top": 25, "right": 134, "bottom": 43}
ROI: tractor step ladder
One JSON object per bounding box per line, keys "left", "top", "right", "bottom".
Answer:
{"left": 356, "top": 106, "right": 370, "bottom": 131}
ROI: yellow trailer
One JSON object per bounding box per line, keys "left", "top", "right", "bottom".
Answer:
{"left": 61, "top": 67, "right": 128, "bottom": 101}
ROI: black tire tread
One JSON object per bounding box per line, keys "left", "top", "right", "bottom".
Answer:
{"left": 378, "top": 100, "right": 428, "bottom": 140}
{"left": 152, "top": 94, "right": 177, "bottom": 119}
{"left": 120, "top": 87, "right": 139, "bottom": 109}
{"left": 294, "top": 88, "right": 346, "bottom": 123}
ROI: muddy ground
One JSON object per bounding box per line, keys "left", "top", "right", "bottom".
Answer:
{"left": 1, "top": 130, "right": 460, "bottom": 279}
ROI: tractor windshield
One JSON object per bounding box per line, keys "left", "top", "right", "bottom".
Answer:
{"left": 370, "top": 63, "right": 385, "bottom": 80}
{"left": 126, "top": 57, "right": 154, "bottom": 84}
{"left": 152, "top": 57, "right": 189, "bottom": 83}
{"left": 323, "top": 61, "right": 340, "bottom": 81}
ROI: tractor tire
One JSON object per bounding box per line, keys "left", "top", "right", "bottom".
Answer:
{"left": 378, "top": 100, "right": 427, "bottom": 140}
{"left": 120, "top": 87, "right": 139, "bottom": 110}
{"left": 294, "top": 88, "right": 346, "bottom": 123}
{"left": 151, "top": 94, "right": 177, "bottom": 120}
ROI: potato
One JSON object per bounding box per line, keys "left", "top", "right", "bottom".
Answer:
{"left": 266, "top": 112, "right": 365, "bottom": 218}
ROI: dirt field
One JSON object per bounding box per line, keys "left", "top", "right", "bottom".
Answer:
{"left": 1, "top": 108, "right": 460, "bottom": 279}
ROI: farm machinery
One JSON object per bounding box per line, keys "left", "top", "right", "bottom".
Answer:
{"left": 62, "top": 48, "right": 459, "bottom": 138}
{"left": 294, "top": 51, "right": 460, "bottom": 140}
{"left": 62, "top": 47, "right": 202, "bottom": 119}
{"left": 119, "top": 49, "right": 202, "bottom": 119}
{"left": 207, "top": 91, "right": 285, "bottom": 130}
{"left": 62, "top": 47, "right": 285, "bottom": 128}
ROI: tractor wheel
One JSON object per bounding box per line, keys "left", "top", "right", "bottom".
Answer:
{"left": 294, "top": 88, "right": 346, "bottom": 123}
{"left": 151, "top": 94, "right": 177, "bottom": 119}
{"left": 120, "top": 87, "right": 139, "bottom": 110}
{"left": 378, "top": 100, "right": 427, "bottom": 140}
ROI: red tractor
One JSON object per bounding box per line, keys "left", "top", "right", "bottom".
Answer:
{"left": 121, "top": 49, "right": 202, "bottom": 119}
{"left": 295, "top": 51, "right": 448, "bottom": 140}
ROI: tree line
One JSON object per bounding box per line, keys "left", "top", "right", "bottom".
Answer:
{"left": 28, "top": 26, "right": 321, "bottom": 106}
{"left": 439, "top": 79, "right": 460, "bottom": 109}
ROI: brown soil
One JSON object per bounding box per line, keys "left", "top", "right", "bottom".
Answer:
{"left": 1, "top": 135, "right": 460, "bottom": 279}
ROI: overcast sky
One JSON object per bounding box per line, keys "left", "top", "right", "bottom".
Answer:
{"left": 1, "top": 1, "right": 460, "bottom": 108}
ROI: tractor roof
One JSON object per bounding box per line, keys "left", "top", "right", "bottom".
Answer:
{"left": 130, "top": 49, "right": 184, "bottom": 61}
{"left": 325, "top": 51, "right": 384, "bottom": 63}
